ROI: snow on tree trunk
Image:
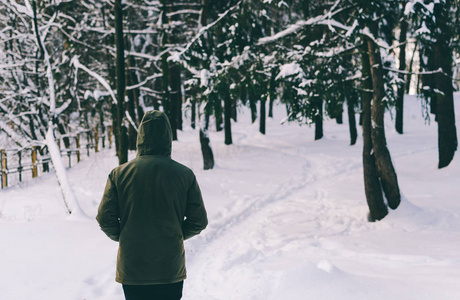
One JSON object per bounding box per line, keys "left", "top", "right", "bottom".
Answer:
{"left": 395, "top": 18, "right": 408, "bottom": 134}
{"left": 46, "top": 125, "right": 86, "bottom": 219}
{"left": 29, "top": 0, "right": 86, "bottom": 217}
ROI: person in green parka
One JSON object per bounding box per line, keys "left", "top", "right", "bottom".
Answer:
{"left": 96, "top": 111, "right": 208, "bottom": 300}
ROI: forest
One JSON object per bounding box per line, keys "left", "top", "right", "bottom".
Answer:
{"left": 0, "top": 0, "right": 459, "bottom": 221}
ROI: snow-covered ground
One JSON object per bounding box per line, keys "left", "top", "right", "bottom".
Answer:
{"left": 1, "top": 94, "right": 459, "bottom": 300}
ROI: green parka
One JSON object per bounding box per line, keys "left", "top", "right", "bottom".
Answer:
{"left": 96, "top": 111, "right": 208, "bottom": 285}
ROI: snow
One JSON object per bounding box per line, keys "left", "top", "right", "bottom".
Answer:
{"left": 1, "top": 94, "right": 460, "bottom": 299}
{"left": 45, "top": 125, "right": 87, "bottom": 219}
{"left": 275, "top": 62, "right": 305, "bottom": 80}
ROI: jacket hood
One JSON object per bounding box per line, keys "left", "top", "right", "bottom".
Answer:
{"left": 136, "top": 110, "right": 172, "bottom": 156}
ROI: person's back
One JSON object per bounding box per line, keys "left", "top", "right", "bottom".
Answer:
{"left": 97, "top": 111, "right": 208, "bottom": 299}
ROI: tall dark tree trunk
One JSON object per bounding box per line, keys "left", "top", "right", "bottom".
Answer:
{"left": 347, "top": 97, "right": 357, "bottom": 145}
{"left": 170, "top": 64, "right": 182, "bottom": 140}
{"left": 200, "top": 128, "right": 214, "bottom": 170}
{"left": 268, "top": 69, "right": 276, "bottom": 118}
{"left": 396, "top": 18, "right": 408, "bottom": 134}
{"left": 214, "top": 96, "right": 223, "bottom": 132}
{"left": 250, "top": 100, "right": 257, "bottom": 123}
{"left": 224, "top": 81, "right": 233, "bottom": 145}
{"left": 102, "top": 6, "right": 116, "bottom": 149}
{"left": 115, "top": 0, "right": 128, "bottom": 164}
{"left": 128, "top": 55, "right": 144, "bottom": 122}
{"left": 191, "top": 98, "right": 196, "bottom": 129}
{"left": 248, "top": 86, "right": 257, "bottom": 124}
{"left": 433, "top": 0, "right": 458, "bottom": 168}
{"left": 200, "top": 110, "right": 214, "bottom": 170}
{"left": 259, "top": 98, "right": 266, "bottom": 135}
{"left": 361, "top": 44, "right": 388, "bottom": 222}
{"left": 198, "top": 0, "right": 214, "bottom": 169}
{"left": 333, "top": 102, "right": 343, "bottom": 124}
{"left": 231, "top": 97, "right": 237, "bottom": 122}
{"left": 367, "top": 38, "right": 401, "bottom": 210}
{"left": 314, "top": 100, "right": 323, "bottom": 140}
{"left": 126, "top": 58, "right": 138, "bottom": 150}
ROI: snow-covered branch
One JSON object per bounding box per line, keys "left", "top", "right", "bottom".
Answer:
{"left": 175, "top": 0, "right": 244, "bottom": 58}
{"left": 70, "top": 56, "right": 118, "bottom": 104}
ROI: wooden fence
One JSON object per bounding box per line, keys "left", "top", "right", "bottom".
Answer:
{"left": 0, "top": 126, "right": 112, "bottom": 189}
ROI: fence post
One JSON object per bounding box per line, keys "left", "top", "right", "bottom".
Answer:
{"left": 1, "top": 149, "right": 7, "bottom": 189}
{"left": 94, "top": 127, "right": 99, "bottom": 153}
{"left": 76, "top": 134, "right": 81, "bottom": 162}
{"left": 32, "top": 146, "right": 38, "bottom": 178}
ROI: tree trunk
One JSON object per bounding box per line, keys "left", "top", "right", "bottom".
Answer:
{"left": 214, "top": 96, "right": 223, "bottom": 132}
{"left": 347, "top": 97, "right": 357, "bottom": 145}
{"left": 269, "top": 69, "right": 276, "bottom": 118}
{"left": 115, "top": 0, "right": 128, "bottom": 164}
{"left": 367, "top": 38, "right": 401, "bottom": 210}
{"left": 250, "top": 100, "right": 257, "bottom": 124}
{"left": 224, "top": 81, "right": 233, "bottom": 145}
{"left": 200, "top": 111, "right": 214, "bottom": 170}
{"left": 314, "top": 100, "right": 323, "bottom": 140}
{"left": 170, "top": 64, "right": 182, "bottom": 141}
{"left": 248, "top": 85, "right": 257, "bottom": 124}
{"left": 191, "top": 98, "right": 196, "bottom": 129}
{"left": 126, "top": 61, "right": 138, "bottom": 150}
{"left": 396, "top": 19, "right": 408, "bottom": 134}
{"left": 259, "top": 98, "right": 266, "bottom": 135}
{"left": 231, "top": 96, "right": 237, "bottom": 122}
{"left": 433, "top": 0, "right": 458, "bottom": 168}
{"left": 361, "top": 44, "right": 388, "bottom": 221}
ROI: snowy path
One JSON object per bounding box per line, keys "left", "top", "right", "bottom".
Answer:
{"left": 1, "top": 95, "right": 460, "bottom": 299}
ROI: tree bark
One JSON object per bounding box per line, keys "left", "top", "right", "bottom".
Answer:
{"left": 115, "top": 0, "right": 128, "bottom": 164}
{"left": 395, "top": 19, "right": 408, "bottom": 134}
{"left": 224, "top": 81, "right": 233, "bottom": 145}
{"left": 170, "top": 64, "right": 182, "bottom": 141}
{"left": 259, "top": 98, "right": 266, "bottom": 135}
{"left": 126, "top": 58, "right": 138, "bottom": 150}
{"left": 200, "top": 128, "right": 214, "bottom": 170}
{"left": 433, "top": 0, "right": 458, "bottom": 168}
{"left": 314, "top": 99, "right": 323, "bottom": 140}
{"left": 191, "top": 98, "right": 196, "bottom": 129}
{"left": 367, "top": 38, "right": 401, "bottom": 210}
{"left": 268, "top": 68, "right": 276, "bottom": 118}
{"left": 214, "top": 96, "right": 223, "bottom": 132}
{"left": 248, "top": 85, "right": 257, "bottom": 124}
{"left": 347, "top": 97, "right": 357, "bottom": 145}
{"left": 361, "top": 44, "right": 388, "bottom": 221}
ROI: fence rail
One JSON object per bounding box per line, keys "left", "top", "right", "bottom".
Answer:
{"left": 1, "top": 126, "right": 112, "bottom": 189}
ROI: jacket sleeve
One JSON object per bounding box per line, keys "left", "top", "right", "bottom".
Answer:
{"left": 96, "top": 174, "right": 121, "bottom": 242}
{"left": 182, "top": 176, "right": 208, "bottom": 240}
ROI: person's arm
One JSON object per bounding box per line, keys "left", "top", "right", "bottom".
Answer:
{"left": 96, "top": 174, "right": 121, "bottom": 241}
{"left": 182, "top": 176, "right": 208, "bottom": 240}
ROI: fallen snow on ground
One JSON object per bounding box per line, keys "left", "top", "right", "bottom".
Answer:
{"left": 1, "top": 94, "right": 459, "bottom": 300}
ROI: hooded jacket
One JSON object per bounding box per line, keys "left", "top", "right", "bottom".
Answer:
{"left": 96, "top": 111, "right": 208, "bottom": 285}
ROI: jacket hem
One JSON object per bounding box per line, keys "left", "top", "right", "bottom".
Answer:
{"left": 116, "top": 275, "right": 187, "bottom": 285}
